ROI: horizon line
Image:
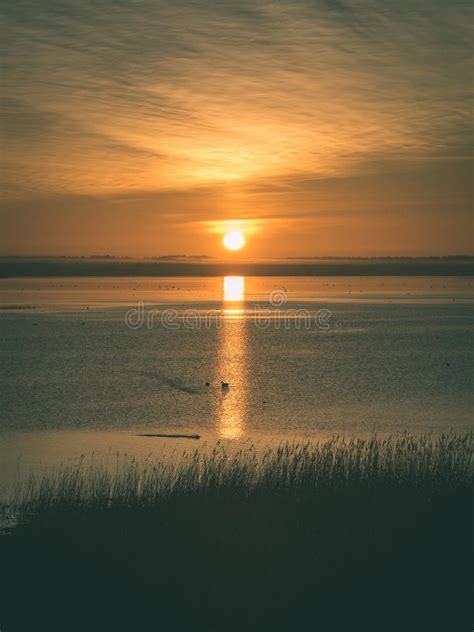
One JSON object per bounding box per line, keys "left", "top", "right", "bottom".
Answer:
{"left": 1, "top": 254, "right": 473, "bottom": 261}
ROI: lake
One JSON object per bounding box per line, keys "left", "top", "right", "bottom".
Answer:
{"left": 0, "top": 275, "right": 472, "bottom": 487}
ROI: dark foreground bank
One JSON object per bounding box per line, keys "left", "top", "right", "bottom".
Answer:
{"left": 1, "top": 435, "right": 472, "bottom": 632}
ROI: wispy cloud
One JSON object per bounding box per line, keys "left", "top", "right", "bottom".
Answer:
{"left": 3, "top": 0, "right": 472, "bottom": 197}
{"left": 1, "top": 0, "right": 472, "bottom": 256}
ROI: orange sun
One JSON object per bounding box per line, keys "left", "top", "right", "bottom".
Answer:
{"left": 223, "top": 230, "right": 245, "bottom": 251}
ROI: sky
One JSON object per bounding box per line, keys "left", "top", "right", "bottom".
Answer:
{"left": 1, "top": 0, "right": 473, "bottom": 258}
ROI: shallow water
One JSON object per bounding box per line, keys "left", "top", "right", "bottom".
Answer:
{"left": 0, "top": 275, "right": 472, "bottom": 485}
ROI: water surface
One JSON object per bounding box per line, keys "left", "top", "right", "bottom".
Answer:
{"left": 0, "top": 275, "right": 472, "bottom": 486}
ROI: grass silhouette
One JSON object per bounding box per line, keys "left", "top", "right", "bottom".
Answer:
{"left": 1, "top": 434, "right": 472, "bottom": 632}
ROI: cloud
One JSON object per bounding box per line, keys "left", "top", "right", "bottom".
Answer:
{"left": 2, "top": 0, "right": 472, "bottom": 198}
{"left": 1, "top": 0, "right": 472, "bottom": 256}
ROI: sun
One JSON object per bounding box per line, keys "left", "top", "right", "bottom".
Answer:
{"left": 223, "top": 230, "right": 245, "bottom": 251}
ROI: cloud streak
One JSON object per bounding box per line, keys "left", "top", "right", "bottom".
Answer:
{"left": 3, "top": 0, "right": 472, "bottom": 197}
{"left": 1, "top": 0, "right": 472, "bottom": 256}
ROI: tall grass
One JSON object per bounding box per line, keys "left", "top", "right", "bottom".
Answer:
{"left": 2, "top": 434, "right": 472, "bottom": 632}
{"left": 12, "top": 433, "right": 472, "bottom": 515}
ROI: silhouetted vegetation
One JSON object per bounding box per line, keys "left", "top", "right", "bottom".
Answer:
{"left": 1, "top": 434, "right": 472, "bottom": 631}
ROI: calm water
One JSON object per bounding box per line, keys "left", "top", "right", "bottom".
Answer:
{"left": 0, "top": 275, "right": 472, "bottom": 486}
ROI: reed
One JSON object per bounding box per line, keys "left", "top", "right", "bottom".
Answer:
{"left": 11, "top": 433, "right": 472, "bottom": 515}
{"left": 1, "top": 434, "right": 472, "bottom": 632}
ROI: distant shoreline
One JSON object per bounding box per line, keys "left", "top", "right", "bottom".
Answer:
{"left": 0, "top": 257, "right": 473, "bottom": 277}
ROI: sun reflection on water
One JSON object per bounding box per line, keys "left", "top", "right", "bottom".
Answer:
{"left": 223, "top": 276, "right": 245, "bottom": 302}
{"left": 216, "top": 277, "right": 247, "bottom": 439}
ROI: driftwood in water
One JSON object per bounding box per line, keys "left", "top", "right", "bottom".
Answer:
{"left": 136, "top": 433, "right": 200, "bottom": 440}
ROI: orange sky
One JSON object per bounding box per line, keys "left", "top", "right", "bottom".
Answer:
{"left": 1, "top": 0, "right": 473, "bottom": 257}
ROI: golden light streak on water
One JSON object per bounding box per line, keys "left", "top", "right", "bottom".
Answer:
{"left": 216, "top": 277, "right": 248, "bottom": 439}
